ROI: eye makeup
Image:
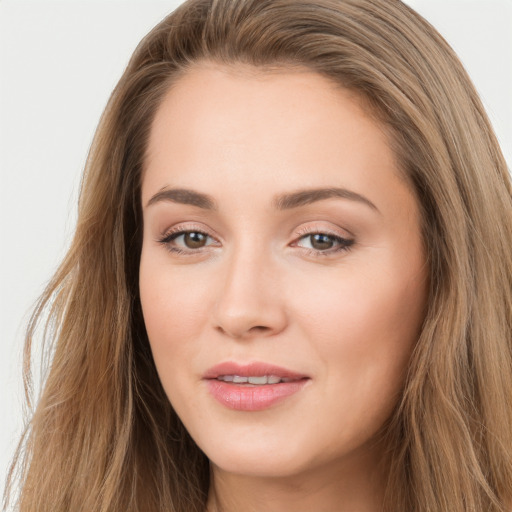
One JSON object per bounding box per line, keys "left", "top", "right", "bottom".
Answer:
{"left": 292, "top": 226, "right": 354, "bottom": 257}
{"left": 156, "top": 224, "right": 355, "bottom": 258}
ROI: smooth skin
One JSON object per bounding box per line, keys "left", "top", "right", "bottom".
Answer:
{"left": 139, "top": 63, "right": 428, "bottom": 512}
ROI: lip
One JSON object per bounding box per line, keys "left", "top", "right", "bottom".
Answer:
{"left": 203, "top": 361, "right": 310, "bottom": 411}
{"left": 203, "top": 361, "right": 308, "bottom": 380}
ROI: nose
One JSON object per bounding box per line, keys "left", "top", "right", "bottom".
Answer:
{"left": 212, "top": 247, "right": 288, "bottom": 340}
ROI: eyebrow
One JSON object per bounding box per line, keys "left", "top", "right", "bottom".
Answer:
{"left": 146, "top": 186, "right": 379, "bottom": 213}
{"left": 272, "top": 187, "right": 378, "bottom": 212}
{"left": 146, "top": 188, "right": 217, "bottom": 210}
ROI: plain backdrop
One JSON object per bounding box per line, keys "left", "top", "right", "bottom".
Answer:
{"left": 1, "top": 0, "right": 511, "bottom": 499}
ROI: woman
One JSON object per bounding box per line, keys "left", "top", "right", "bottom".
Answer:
{"left": 5, "top": 0, "right": 512, "bottom": 511}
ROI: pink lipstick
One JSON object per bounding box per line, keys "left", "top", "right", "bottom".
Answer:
{"left": 203, "top": 362, "right": 310, "bottom": 411}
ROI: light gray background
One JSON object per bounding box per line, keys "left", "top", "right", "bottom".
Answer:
{"left": 1, "top": 0, "right": 511, "bottom": 498}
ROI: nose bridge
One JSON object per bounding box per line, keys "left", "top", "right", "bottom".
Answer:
{"left": 212, "top": 237, "right": 286, "bottom": 339}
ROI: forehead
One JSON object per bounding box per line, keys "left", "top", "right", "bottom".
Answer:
{"left": 146, "top": 63, "right": 379, "bottom": 149}
{"left": 142, "top": 63, "right": 408, "bottom": 214}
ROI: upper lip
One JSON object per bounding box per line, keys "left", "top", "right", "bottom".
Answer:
{"left": 203, "top": 361, "right": 309, "bottom": 380}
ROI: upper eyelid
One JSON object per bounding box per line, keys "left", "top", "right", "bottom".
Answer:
{"left": 294, "top": 225, "right": 353, "bottom": 239}
{"left": 159, "top": 223, "right": 218, "bottom": 239}
{"left": 159, "top": 228, "right": 349, "bottom": 241}
{"left": 158, "top": 223, "right": 353, "bottom": 240}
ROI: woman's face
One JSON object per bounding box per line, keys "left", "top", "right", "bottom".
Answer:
{"left": 139, "top": 63, "right": 428, "bottom": 478}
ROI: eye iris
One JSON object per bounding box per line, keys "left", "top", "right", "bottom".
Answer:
{"left": 184, "top": 232, "right": 207, "bottom": 249}
{"left": 310, "top": 233, "right": 334, "bottom": 250}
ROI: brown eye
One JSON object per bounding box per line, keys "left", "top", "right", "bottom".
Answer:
{"left": 295, "top": 231, "right": 354, "bottom": 255}
{"left": 183, "top": 232, "right": 208, "bottom": 249}
{"left": 309, "top": 233, "right": 335, "bottom": 250}
{"left": 159, "top": 229, "right": 217, "bottom": 254}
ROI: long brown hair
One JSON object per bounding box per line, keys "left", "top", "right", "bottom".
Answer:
{"left": 5, "top": 1, "right": 512, "bottom": 511}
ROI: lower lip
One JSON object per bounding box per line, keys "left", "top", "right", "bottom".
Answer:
{"left": 205, "top": 379, "right": 309, "bottom": 411}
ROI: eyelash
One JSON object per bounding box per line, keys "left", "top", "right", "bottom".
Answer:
{"left": 293, "top": 227, "right": 354, "bottom": 257}
{"left": 157, "top": 226, "right": 354, "bottom": 258}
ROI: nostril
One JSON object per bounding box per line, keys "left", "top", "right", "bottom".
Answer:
{"left": 215, "top": 324, "right": 271, "bottom": 338}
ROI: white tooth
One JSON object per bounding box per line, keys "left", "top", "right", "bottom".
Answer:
{"left": 221, "top": 375, "right": 234, "bottom": 382}
{"left": 233, "top": 375, "right": 248, "bottom": 383}
{"left": 267, "top": 375, "right": 281, "bottom": 384}
{"left": 248, "top": 376, "right": 268, "bottom": 385}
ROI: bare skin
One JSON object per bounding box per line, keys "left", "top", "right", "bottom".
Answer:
{"left": 207, "top": 445, "right": 388, "bottom": 512}
{"left": 140, "top": 63, "right": 428, "bottom": 512}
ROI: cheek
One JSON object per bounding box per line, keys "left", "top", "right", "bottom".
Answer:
{"left": 297, "top": 264, "right": 424, "bottom": 348}
{"left": 293, "top": 252, "right": 426, "bottom": 406}
{"left": 139, "top": 251, "right": 214, "bottom": 373}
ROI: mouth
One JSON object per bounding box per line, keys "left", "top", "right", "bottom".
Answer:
{"left": 203, "top": 362, "right": 310, "bottom": 411}
{"left": 215, "top": 375, "right": 297, "bottom": 385}
{"left": 203, "top": 361, "right": 308, "bottom": 381}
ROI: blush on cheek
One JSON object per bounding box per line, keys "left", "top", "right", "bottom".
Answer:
{"left": 300, "top": 268, "right": 424, "bottom": 375}
{"left": 140, "top": 259, "right": 210, "bottom": 340}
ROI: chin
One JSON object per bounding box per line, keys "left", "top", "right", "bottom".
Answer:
{"left": 209, "top": 452, "right": 309, "bottom": 479}
{"left": 198, "top": 432, "right": 311, "bottom": 478}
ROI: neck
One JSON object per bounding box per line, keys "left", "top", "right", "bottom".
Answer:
{"left": 206, "top": 444, "right": 388, "bottom": 512}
